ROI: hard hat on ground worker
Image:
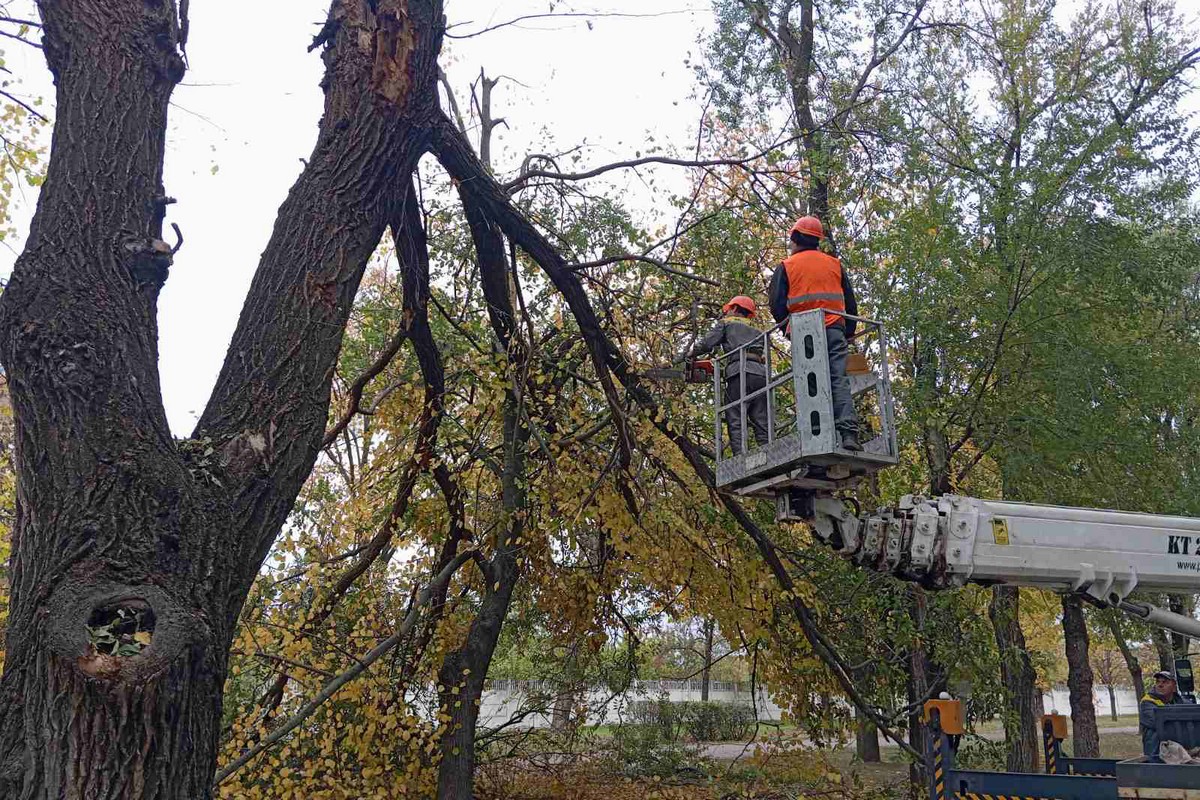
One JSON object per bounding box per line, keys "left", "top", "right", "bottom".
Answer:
{"left": 790, "top": 215, "right": 826, "bottom": 239}
{"left": 722, "top": 295, "right": 757, "bottom": 317}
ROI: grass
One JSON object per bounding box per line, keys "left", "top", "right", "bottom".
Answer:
{"left": 972, "top": 713, "right": 1140, "bottom": 735}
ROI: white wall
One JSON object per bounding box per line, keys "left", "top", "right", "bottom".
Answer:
{"left": 477, "top": 681, "right": 1144, "bottom": 732}
{"left": 478, "top": 680, "right": 784, "bottom": 729}
{"left": 1042, "top": 685, "right": 1141, "bottom": 718}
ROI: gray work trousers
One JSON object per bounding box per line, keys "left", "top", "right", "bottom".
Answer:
{"left": 725, "top": 372, "right": 770, "bottom": 455}
{"left": 826, "top": 325, "right": 858, "bottom": 436}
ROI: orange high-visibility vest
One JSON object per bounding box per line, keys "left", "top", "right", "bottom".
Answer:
{"left": 783, "top": 250, "right": 846, "bottom": 327}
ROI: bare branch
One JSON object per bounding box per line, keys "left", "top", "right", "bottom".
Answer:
{"left": 571, "top": 254, "right": 720, "bottom": 286}
{"left": 446, "top": 10, "right": 694, "bottom": 39}
{"left": 505, "top": 135, "right": 802, "bottom": 191}
{"left": 437, "top": 66, "right": 468, "bottom": 134}
{"left": 0, "top": 26, "right": 40, "bottom": 49}
{"left": 0, "top": 88, "right": 45, "bottom": 121}
{"left": 322, "top": 324, "right": 409, "bottom": 448}
{"left": 838, "top": 0, "right": 930, "bottom": 122}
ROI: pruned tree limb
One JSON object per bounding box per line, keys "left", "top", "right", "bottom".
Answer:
{"left": 428, "top": 108, "right": 921, "bottom": 762}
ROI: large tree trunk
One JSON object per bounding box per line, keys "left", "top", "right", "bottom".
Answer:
{"left": 989, "top": 586, "right": 1040, "bottom": 772}
{"left": 0, "top": 1, "right": 444, "bottom": 796}
{"left": 1061, "top": 595, "right": 1100, "bottom": 757}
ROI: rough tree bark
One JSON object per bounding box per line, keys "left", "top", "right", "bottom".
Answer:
{"left": 1061, "top": 595, "right": 1100, "bottom": 757}
{"left": 0, "top": 1, "right": 443, "bottom": 796}
{"left": 989, "top": 586, "right": 1040, "bottom": 772}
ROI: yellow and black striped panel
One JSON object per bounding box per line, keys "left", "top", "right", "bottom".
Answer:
{"left": 933, "top": 743, "right": 946, "bottom": 800}
{"left": 953, "top": 794, "right": 1059, "bottom": 800}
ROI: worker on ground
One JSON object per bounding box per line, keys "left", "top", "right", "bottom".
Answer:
{"left": 768, "top": 215, "right": 861, "bottom": 451}
{"left": 677, "top": 296, "right": 770, "bottom": 455}
{"left": 1140, "top": 670, "right": 1183, "bottom": 760}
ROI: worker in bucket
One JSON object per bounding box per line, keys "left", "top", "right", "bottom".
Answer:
{"left": 677, "top": 296, "right": 770, "bottom": 455}
{"left": 1140, "top": 670, "right": 1184, "bottom": 760}
{"left": 768, "top": 215, "right": 861, "bottom": 451}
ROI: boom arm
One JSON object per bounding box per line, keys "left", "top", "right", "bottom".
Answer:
{"left": 807, "top": 493, "right": 1200, "bottom": 638}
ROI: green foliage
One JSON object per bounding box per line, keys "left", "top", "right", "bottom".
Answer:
{"left": 628, "top": 699, "right": 758, "bottom": 743}
{"left": 604, "top": 721, "right": 702, "bottom": 778}
{"left": 680, "top": 701, "right": 757, "bottom": 742}
{"left": 954, "top": 736, "right": 1009, "bottom": 772}
{"left": 85, "top": 607, "right": 152, "bottom": 657}
{"left": 201, "top": 0, "right": 1200, "bottom": 794}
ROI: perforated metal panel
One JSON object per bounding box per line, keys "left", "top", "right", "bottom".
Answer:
{"left": 712, "top": 309, "right": 898, "bottom": 495}
{"left": 1156, "top": 704, "right": 1200, "bottom": 749}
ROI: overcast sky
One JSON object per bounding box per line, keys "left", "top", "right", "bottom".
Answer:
{"left": 0, "top": 1, "right": 712, "bottom": 434}
{"left": 1, "top": 1, "right": 1196, "bottom": 435}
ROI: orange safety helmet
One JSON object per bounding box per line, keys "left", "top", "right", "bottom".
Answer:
{"left": 790, "top": 215, "right": 826, "bottom": 239}
{"left": 722, "top": 295, "right": 757, "bottom": 317}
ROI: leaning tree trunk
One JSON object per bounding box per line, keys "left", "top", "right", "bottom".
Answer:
{"left": 0, "top": 1, "right": 444, "bottom": 797}
{"left": 1169, "top": 595, "right": 1192, "bottom": 663}
{"left": 701, "top": 618, "right": 715, "bottom": 703}
{"left": 1107, "top": 612, "right": 1146, "bottom": 699}
{"left": 1152, "top": 625, "right": 1175, "bottom": 672}
{"left": 1061, "top": 595, "right": 1100, "bottom": 757}
{"left": 852, "top": 657, "right": 880, "bottom": 763}
{"left": 906, "top": 587, "right": 940, "bottom": 788}
{"left": 989, "top": 586, "right": 1040, "bottom": 772}
{"left": 433, "top": 175, "right": 528, "bottom": 799}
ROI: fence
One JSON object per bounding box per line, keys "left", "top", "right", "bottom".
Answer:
{"left": 476, "top": 681, "right": 1143, "bottom": 733}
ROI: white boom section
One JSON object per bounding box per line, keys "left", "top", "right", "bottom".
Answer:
{"left": 814, "top": 493, "right": 1200, "bottom": 606}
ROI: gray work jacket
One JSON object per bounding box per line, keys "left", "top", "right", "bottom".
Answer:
{"left": 682, "top": 317, "right": 767, "bottom": 379}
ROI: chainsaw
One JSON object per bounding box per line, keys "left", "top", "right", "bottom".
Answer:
{"left": 641, "top": 359, "right": 714, "bottom": 384}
